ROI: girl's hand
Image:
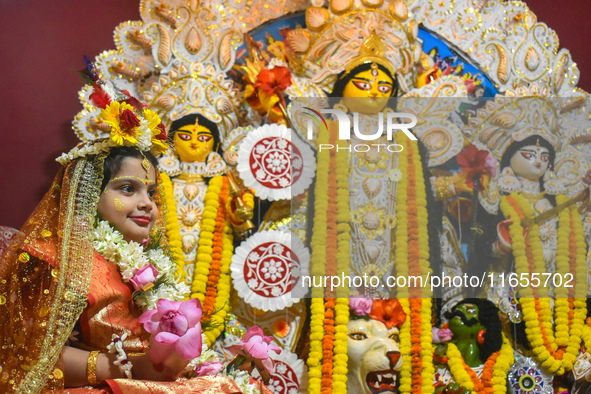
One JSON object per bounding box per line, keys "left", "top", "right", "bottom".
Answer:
{"left": 130, "top": 350, "right": 189, "bottom": 381}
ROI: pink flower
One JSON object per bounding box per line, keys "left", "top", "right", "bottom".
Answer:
{"left": 227, "top": 326, "right": 280, "bottom": 377}
{"left": 195, "top": 361, "right": 224, "bottom": 377}
{"left": 138, "top": 298, "right": 203, "bottom": 365}
{"left": 349, "top": 297, "right": 373, "bottom": 316}
{"left": 484, "top": 153, "right": 497, "bottom": 177}
{"left": 432, "top": 327, "right": 453, "bottom": 343}
{"left": 129, "top": 264, "right": 159, "bottom": 292}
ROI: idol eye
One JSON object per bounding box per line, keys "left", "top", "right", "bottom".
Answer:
{"left": 197, "top": 134, "right": 212, "bottom": 143}
{"left": 378, "top": 85, "right": 392, "bottom": 94}
{"left": 148, "top": 189, "right": 157, "bottom": 198}
{"left": 352, "top": 80, "right": 372, "bottom": 91}
{"left": 349, "top": 332, "right": 367, "bottom": 341}
{"left": 519, "top": 151, "right": 533, "bottom": 160}
{"left": 389, "top": 333, "right": 399, "bottom": 341}
{"left": 540, "top": 154, "right": 549, "bottom": 162}
{"left": 177, "top": 133, "right": 192, "bottom": 141}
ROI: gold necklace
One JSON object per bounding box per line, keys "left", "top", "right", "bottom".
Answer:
{"left": 176, "top": 173, "right": 204, "bottom": 183}
{"left": 521, "top": 191, "right": 545, "bottom": 211}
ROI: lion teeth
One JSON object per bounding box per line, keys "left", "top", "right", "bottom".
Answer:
{"left": 377, "top": 374, "right": 383, "bottom": 383}
{"left": 384, "top": 373, "right": 393, "bottom": 378}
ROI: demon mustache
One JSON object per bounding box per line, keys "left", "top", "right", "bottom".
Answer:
{"left": 444, "top": 310, "right": 479, "bottom": 327}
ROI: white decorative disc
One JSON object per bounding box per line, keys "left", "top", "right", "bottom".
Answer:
{"left": 236, "top": 123, "right": 315, "bottom": 200}
{"left": 231, "top": 230, "right": 309, "bottom": 312}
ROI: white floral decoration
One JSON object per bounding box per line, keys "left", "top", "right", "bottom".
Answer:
{"left": 107, "top": 333, "right": 133, "bottom": 379}
{"left": 91, "top": 221, "right": 189, "bottom": 311}
{"left": 56, "top": 140, "right": 113, "bottom": 165}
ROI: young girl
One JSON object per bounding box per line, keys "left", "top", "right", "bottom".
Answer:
{"left": 0, "top": 85, "right": 272, "bottom": 393}
{"left": 60, "top": 147, "right": 194, "bottom": 389}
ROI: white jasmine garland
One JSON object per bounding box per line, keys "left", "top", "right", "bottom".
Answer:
{"left": 56, "top": 140, "right": 112, "bottom": 165}
{"left": 107, "top": 333, "right": 133, "bottom": 379}
{"left": 137, "top": 119, "right": 153, "bottom": 151}
{"left": 91, "top": 221, "right": 189, "bottom": 311}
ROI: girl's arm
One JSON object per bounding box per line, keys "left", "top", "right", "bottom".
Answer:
{"left": 62, "top": 346, "right": 126, "bottom": 387}
{"left": 63, "top": 345, "right": 187, "bottom": 387}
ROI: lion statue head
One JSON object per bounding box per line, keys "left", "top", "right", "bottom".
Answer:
{"left": 347, "top": 298, "right": 407, "bottom": 394}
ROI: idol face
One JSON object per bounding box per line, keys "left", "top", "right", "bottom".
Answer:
{"left": 172, "top": 124, "right": 215, "bottom": 163}
{"left": 342, "top": 67, "right": 394, "bottom": 114}
{"left": 448, "top": 303, "right": 483, "bottom": 337}
{"left": 97, "top": 157, "right": 158, "bottom": 243}
{"left": 347, "top": 318, "right": 402, "bottom": 394}
{"left": 509, "top": 144, "right": 550, "bottom": 181}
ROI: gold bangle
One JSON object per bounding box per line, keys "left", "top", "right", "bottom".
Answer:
{"left": 87, "top": 350, "right": 101, "bottom": 386}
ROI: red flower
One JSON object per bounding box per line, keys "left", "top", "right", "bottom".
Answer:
{"left": 369, "top": 299, "right": 407, "bottom": 329}
{"left": 155, "top": 122, "right": 167, "bottom": 140}
{"left": 254, "top": 66, "right": 292, "bottom": 108}
{"left": 120, "top": 109, "right": 141, "bottom": 131}
{"left": 121, "top": 91, "right": 146, "bottom": 113}
{"left": 243, "top": 66, "right": 292, "bottom": 124}
{"left": 456, "top": 144, "right": 492, "bottom": 189}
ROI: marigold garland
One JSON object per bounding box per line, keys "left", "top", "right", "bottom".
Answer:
{"left": 184, "top": 175, "right": 234, "bottom": 347}
{"left": 210, "top": 220, "right": 233, "bottom": 334}
{"left": 333, "top": 297, "right": 349, "bottom": 393}
{"left": 583, "top": 318, "right": 591, "bottom": 351}
{"left": 395, "top": 133, "right": 412, "bottom": 394}
{"left": 322, "top": 297, "right": 336, "bottom": 394}
{"left": 307, "top": 122, "right": 350, "bottom": 394}
{"left": 309, "top": 297, "right": 325, "bottom": 393}
{"left": 500, "top": 193, "right": 586, "bottom": 375}
{"left": 393, "top": 133, "right": 434, "bottom": 394}
{"left": 308, "top": 124, "right": 331, "bottom": 394}
{"left": 190, "top": 176, "right": 223, "bottom": 299}
{"left": 202, "top": 177, "right": 229, "bottom": 315}
{"left": 333, "top": 121, "right": 350, "bottom": 393}
{"left": 159, "top": 173, "right": 185, "bottom": 282}
{"left": 446, "top": 333, "right": 514, "bottom": 394}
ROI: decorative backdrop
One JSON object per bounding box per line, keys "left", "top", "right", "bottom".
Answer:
{"left": 0, "top": 0, "right": 589, "bottom": 228}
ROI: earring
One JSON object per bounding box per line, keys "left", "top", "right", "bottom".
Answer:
{"left": 477, "top": 329, "right": 485, "bottom": 345}
{"left": 543, "top": 169, "right": 567, "bottom": 195}
{"left": 497, "top": 167, "right": 521, "bottom": 193}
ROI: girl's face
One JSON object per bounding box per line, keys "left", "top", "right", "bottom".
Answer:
{"left": 97, "top": 157, "right": 158, "bottom": 243}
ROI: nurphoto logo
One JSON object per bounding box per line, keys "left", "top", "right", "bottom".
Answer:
{"left": 300, "top": 106, "right": 418, "bottom": 152}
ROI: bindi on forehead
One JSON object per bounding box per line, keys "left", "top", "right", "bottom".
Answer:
{"left": 177, "top": 125, "right": 212, "bottom": 134}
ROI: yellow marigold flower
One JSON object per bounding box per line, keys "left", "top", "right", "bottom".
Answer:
{"left": 100, "top": 101, "right": 140, "bottom": 146}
